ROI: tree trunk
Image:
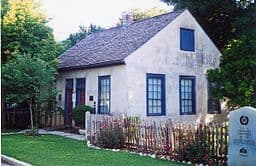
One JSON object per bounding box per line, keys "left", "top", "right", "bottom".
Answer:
{"left": 45, "top": 111, "right": 48, "bottom": 127}
{"left": 28, "top": 101, "right": 34, "bottom": 129}
{"left": 1, "top": 98, "right": 6, "bottom": 129}
{"left": 35, "top": 103, "right": 38, "bottom": 128}
{"left": 49, "top": 110, "right": 53, "bottom": 127}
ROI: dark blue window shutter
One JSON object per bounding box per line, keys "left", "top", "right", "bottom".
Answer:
{"left": 180, "top": 28, "right": 195, "bottom": 52}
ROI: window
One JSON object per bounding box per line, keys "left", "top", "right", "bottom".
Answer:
{"left": 208, "top": 82, "right": 221, "bottom": 114}
{"left": 180, "top": 28, "right": 195, "bottom": 52}
{"left": 76, "top": 78, "right": 85, "bottom": 106}
{"left": 146, "top": 74, "right": 166, "bottom": 116}
{"left": 98, "top": 75, "right": 111, "bottom": 114}
{"left": 179, "top": 76, "right": 196, "bottom": 115}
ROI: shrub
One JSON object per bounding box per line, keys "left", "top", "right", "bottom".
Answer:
{"left": 96, "top": 120, "right": 125, "bottom": 149}
{"left": 175, "top": 125, "right": 210, "bottom": 164}
{"left": 72, "top": 105, "right": 93, "bottom": 128}
{"left": 185, "top": 134, "right": 209, "bottom": 164}
{"left": 24, "top": 127, "right": 39, "bottom": 136}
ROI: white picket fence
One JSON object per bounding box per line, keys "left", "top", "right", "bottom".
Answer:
{"left": 85, "top": 111, "right": 114, "bottom": 141}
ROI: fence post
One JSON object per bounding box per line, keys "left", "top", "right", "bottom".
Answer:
{"left": 85, "top": 111, "right": 91, "bottom": 141}
{"left": 93, "top": 101, "right": 96, "bottom": 114}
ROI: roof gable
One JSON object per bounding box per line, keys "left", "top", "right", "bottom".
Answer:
{"left": 58, "top": 9, "right": 186, "bottom": 71}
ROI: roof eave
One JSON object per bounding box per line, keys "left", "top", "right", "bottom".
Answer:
{"left": 58, "top": 60, "right": 125, "bottom": 72}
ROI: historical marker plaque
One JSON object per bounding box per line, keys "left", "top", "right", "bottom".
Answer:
{"left": 228, "top": 107, "right": 256, "bottom": 166}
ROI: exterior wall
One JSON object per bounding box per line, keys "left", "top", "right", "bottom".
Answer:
{"left": 124, "top": 9, "right": 222, "bottom": 123}
{"left": 56, "top": 65, "right": 128, "bottom": 121}
{"left": 57, "top": 9, "right": 224, "bottom": 124}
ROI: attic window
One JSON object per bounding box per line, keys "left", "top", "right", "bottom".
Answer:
{"left": 180, "top": 28, "right": 195, "bottom": 52}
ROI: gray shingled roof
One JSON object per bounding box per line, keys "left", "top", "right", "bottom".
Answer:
{"left": 58, "top": 9, "right": 185, "bottom": 71}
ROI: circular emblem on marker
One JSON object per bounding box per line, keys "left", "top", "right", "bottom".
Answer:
{"left": 240, "top": 115, "right": 249, "bottom": 125}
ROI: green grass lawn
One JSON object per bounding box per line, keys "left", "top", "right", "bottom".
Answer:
{"left": 1, "top": 134, "right": 187, "bottom": 166}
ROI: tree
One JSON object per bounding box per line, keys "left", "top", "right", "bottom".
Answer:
{"left": 132, "top": 7, "right": 168, "bottom": 21}
{"left": 207, "top": 33, "right": 256, "bottom": 108}
{"left": 162, "top": 0, "right": 256, "bottom": 50}
{"left": 1, "top": 0, "right": 63, "bottom": 129}
{"left": 1, "top": 0, "right": 63, "bottom": 63}
{"left": 61, "top": 24, "right": 104, "bottom": 50}
{"left": 2, "top": 55, "right": 57, "bottom": 129}
{"left": 1, "top": 0, "right": 9, "bottom": 19}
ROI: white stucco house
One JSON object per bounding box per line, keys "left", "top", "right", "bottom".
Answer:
{"left": 57, "top": 9, "right": 223, "bottom": 125}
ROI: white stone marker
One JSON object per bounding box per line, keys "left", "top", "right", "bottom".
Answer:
{"left": 228, "top": 106, "right": 256, "bottom": 166}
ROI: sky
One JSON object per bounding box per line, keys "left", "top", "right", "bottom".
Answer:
{"left": 40, "top": 0, "right": 172, "bottom": 41}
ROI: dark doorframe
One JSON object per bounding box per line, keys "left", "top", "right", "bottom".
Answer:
{"left": 65, "top": 79, "right": 73, "bottom": 125}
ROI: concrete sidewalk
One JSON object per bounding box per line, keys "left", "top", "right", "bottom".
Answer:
{"left": 2, "top": 129, "right": 85, "bottom": 141}
{"left": 1, "top": 155, "right": 32, "bottom": 166}
{"left": 38, "top": 129, "right": 85, "bottom": 141}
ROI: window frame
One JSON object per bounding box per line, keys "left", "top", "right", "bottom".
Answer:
{"left": 76, "top": 77, "right": 86, "bottom": 106}
{"left": 179, "top": 75, "right": 196, "bottom": 115}
{"left": 180, "top": 28, "right": 195, "bottom": 52}
{"left": 98, "top": 75, "right": 111, "bottom": 114}
{"left": 146, "top": 73, "right": 166, "bottom": 116}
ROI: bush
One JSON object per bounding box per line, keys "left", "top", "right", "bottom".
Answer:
{"left": 24, "top": 128, "right": 39, "bottom": 136}
{"left": 72, "top": 105, "right": 93, "bottom": 128}
{"left": 96, "top": 120, "right": 125, "bottom": 149}
{"left": 175, "top": 125, "right": 210, "bottom": 164}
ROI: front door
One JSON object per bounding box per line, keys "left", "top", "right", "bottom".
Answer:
{"left": 65, "top": 79, "right": 73, "bottom": 125}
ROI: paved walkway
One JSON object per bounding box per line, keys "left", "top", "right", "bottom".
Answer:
{"left": 1, "top": 160, "right": 12, "bottom": 166}
{"left": 38, "top": 129, "right": 85, "bottom": 141}
{"left": 2, "top": 129, "right": 85, "bottom": 141}
{"left": 1, "top": 155, "right": 32, "bottom": 166}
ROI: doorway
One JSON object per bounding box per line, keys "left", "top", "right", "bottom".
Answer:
{"left": 65, "top": 79, "right": 73, "bottom": 125}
